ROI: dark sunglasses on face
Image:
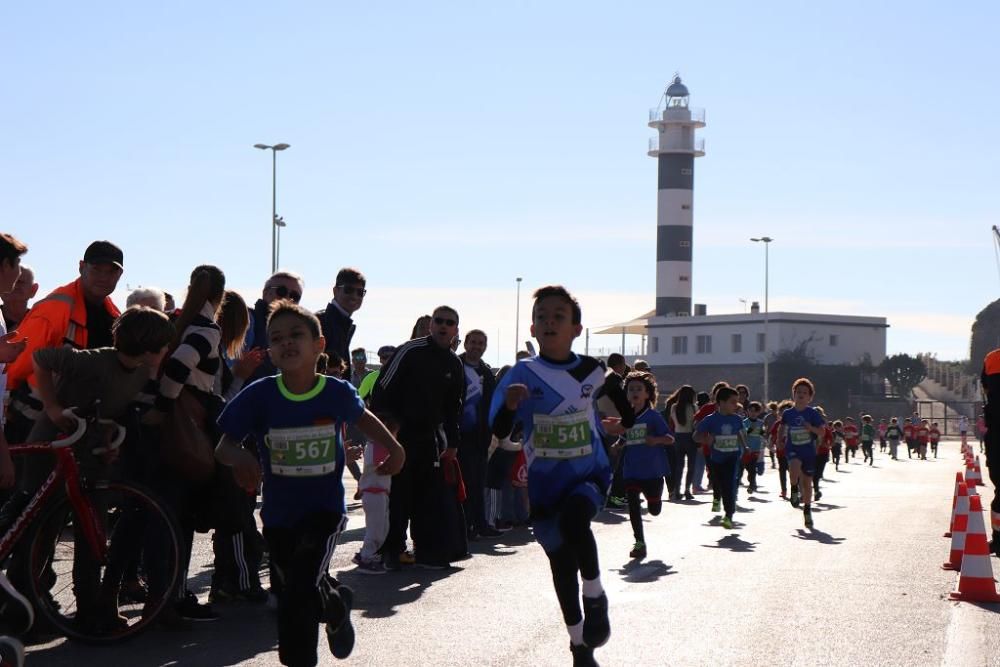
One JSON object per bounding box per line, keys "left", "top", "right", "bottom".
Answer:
{"left": 270, "top": 285, "right": 302, "bottom": 302}
{"left": 352, "top": 355, "right": 366, "bottom": 362}
{"left": 337, "top": 284, "right": 367, "bottom": 297}
{"left": 433, "top": 317, "right": 457, "bottom": 327}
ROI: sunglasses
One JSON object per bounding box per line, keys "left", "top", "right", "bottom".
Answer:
{"left": 337, "top": 284, "right": 367, "bottom": 297}
{"left": 270, "top": 285, "right": 302, "bottom": 302}
{"left": 433, "top": 317, "right": 457, "bottom": 327}
{"left": 352, "top": 355, "right": 367, "bottom": 362}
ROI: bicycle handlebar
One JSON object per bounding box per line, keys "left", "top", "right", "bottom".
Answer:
{"left": 52, "top": 408, "right": 127, "bottom": 454}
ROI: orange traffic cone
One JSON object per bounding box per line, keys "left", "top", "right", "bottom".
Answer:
{"left": 973, "top": 457, "right": 985, "bottom": 486}
{"left": 945, "top": 472, "right": 965, "bottom": 538}
{"left": 950, "top": 494, "right": 1000, "bottom": 603}
{"left": 943, "top": 482, "right": 970, "bottom": 570}
{"left": 965, "top": 462, "right": 982, "bottom": 488}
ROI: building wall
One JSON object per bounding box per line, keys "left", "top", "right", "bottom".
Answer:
{"left": 643, "top": 312, "right": 887, "bottom": 368}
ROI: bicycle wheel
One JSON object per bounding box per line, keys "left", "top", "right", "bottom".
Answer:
{"left": 25, "top": 480, "right": 182, "bottom": 644}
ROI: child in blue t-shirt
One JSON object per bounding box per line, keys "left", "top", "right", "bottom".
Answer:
{"left": 778, "top": 378, "right": 826, "bottom": 528}
{"left": 695, "top": 387, "right": 747, "bottom": 529}
{"left": 215, "top": 302, "right": 404, "bottom": 666}
{"left": 615, "top": 371, "right": 674, "bottom": 560}
{"left": 743, "top": 401, "right": 766, "bottom": 494}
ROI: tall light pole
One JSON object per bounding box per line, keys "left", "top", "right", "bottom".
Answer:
{"left": 515, "top": 277, "right": 523, "bottom": 358}
{"left": 274, "top": 215, "right": 287, "bottom": 270}
{"left": 253, "top": 142, "right": 290, "bottom": 272}
{"left": 751, "top": 237, "right": 773, "bottom": 401}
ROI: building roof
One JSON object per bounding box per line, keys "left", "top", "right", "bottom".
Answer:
{"left": 665, "top": 75, "right": 689, "bottom": 98}
{"left": 596, "top": 310, "right": 889, "bottom": 333}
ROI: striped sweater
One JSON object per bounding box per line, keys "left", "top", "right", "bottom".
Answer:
{"left": 156, "top": 302, "right": 222, "bottom": 412}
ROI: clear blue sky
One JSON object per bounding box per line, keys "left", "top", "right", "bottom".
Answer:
{"left": 3, "top": 1, "right": 997, "bottom": 365}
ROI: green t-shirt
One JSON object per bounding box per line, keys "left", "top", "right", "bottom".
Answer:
{"left": 358, "top": 369, "right": 380, "bottom": 400}
{"left": 860, "top": 423, "right": 876, "bottom": 442}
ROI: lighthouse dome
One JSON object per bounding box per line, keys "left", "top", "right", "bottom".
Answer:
{"left": 665, "top": 76, "right": 689, "bottom": 98}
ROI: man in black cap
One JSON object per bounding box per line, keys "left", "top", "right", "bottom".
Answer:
{"left": 6, "top": 240, "right": 123, "bottom": 441}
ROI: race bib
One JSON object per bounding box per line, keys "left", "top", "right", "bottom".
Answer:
{"left": 789, "top": 427, "right": 812, "bottom": 446}
{"left": 533, "top": 412, "right": 593, "bottom": 459}
{"left": 265, "top": 424, "right": 340, "bottom": 477}
{"left": 624, "top": 423, "right": 648, "bottom": 446}
{"left": 714, "top": 434, "right": 739, "bottom": 452}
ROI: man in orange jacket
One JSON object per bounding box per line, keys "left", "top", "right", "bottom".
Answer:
{"left": 6, "top": 241, "right": 123, "bottom": 441}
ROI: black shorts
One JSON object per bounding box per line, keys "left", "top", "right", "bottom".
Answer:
{"left": 623, "top": 478, "right": 664, "bottom": 503}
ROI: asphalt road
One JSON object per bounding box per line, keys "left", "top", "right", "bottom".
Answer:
{"left": 27, "top": 439, "right": 1000, "bottom": 666}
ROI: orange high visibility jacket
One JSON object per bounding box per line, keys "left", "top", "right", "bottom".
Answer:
{"left": 6, "top": 278, "right": 120, "bottom": 392}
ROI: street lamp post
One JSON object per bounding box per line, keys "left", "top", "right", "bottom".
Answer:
{"left": 751, "top": 237, "right": 773, "bottom": 401}
{"left": 253, "top": 143, "right": 290, "bottom": 272}
{"left": 515, "top": 277, "right": 523, "bottom": 358}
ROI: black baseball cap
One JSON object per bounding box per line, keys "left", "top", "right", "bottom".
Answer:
{"left": 83, "top": 241, "right": 124, "bottom": 269}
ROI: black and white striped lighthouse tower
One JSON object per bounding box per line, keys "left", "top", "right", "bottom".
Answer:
{"left": 648, "top": 75, "right": 705, "bottom": 317}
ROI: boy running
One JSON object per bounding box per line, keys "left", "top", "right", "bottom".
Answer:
{"left": 616, "top": 371, "right": 673, "bottom": 560}
{"left": 831, "top": 421, "right": 844, "bottom": 470}
{"left": 903, "top": 419, "right": 915, "bottom": 459}
{"left": 916, "top": 419, "right": 930, "bottom": 461}
{"left": 216, "top": 302, "right": 405, "bottom": 666}
{"left": 860, "top": 415, "right": 875, "bottom": 466}
{"left": 695, "top": 387, "right": 747, "bottom": 529}
{"left": 743, "top": 402, "right": 766, "bottom": 494}
{"left": 779, "top": 379, "right": 825, "bottom": 528}
{"left": 878, "top": 418, "right": 888, "bottom": 452}
{"left": 929, "top": 422, "right": 941, "bottom": 458}
{"left": 885, "top": 418, "right": 902, "bottom": 460}
{"left": 843, "top": 417, "right": 859, "bottom": 462}
{"left": 490, "top": 286, "right": 617, "bottom": 667}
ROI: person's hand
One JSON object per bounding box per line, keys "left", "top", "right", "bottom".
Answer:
{"left": 0, "top": 450, "right": 14, "bottom": 489}
{"left": 441, "top": 447, "right": 458, "bottom": 461}
{"left": 231, "top": 449, "right": 262, "bottom": 494}
{"left": 345, "top": 440, "right": 363, "bottom": 462}
{"left": 377, "top": 447, "right": 406, "bottom": 476}
{"left": 0, "top": 332, "right": 26, "bottom": 364}
{"left": 44, "top": 403, "right": 77, "bottom": 433}
{"left": 233, "top": 348, "right": 266, "bottom": 380}
{"left": 504, "top": 384, "right": 529, "bottom": 411}
{"left": 602, "top": 417, "right": 624, "bottom": 435}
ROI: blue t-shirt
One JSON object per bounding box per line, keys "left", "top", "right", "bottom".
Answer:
{"left": 461, "top": 363, "right": 483, "bottom": 433}
{"left": 622, "top": 407, "right": 672, "bottom": 480}
{"left": 781, "top": 406, "right": 825, "bottom": 450}
{"left": 489, "top": 354, "right": 611, "bottom": 510}
{"left": 743, "top": 417, "right": 765, "bottom": 452}
{"left": 696, "top": 412, "right": 746, "bottom": 462}
{"left": 217, "top": 374, "right": 365, "bottom": 528}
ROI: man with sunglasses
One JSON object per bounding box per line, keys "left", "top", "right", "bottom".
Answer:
{"left": 245, "top": 271, "right": 305, "bottom": 383}
{"left": 372, "top": 306, "right": 466, "bottom": 569}
{"left": 317, "top": 268, "right": 366, "bottom": 379}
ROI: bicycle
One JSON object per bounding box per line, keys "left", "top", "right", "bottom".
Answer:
{"left": 0, "top": 408, "right": 182, "bottom": 644}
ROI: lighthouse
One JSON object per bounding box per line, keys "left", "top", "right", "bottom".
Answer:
{"left": 648, "top": 75, "right": 705, "bottom": 317}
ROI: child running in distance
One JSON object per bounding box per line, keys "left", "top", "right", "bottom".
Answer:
{"left": 843, "top": 417, "right": 859, "bottom": 462}
{"left": 929, "top": 422, "right": 941, "bottom": 458}
{"left": 490, "top": 285, "right": 621, "bottom": 667}
{"left": 617, "top": 371, "right": 673, "bottom": 560}
{"left": 860, "top": 415, "right": 876, "bottom": 466}
{"left": 886, "top": 418, "right": 902, "bottom": 460}
{"left": 695, "top": 386, "right": 747, "bottom": 530}
{"left": 215, "top": 302, "right": 405, "bottom": 665}
{"left": 831, "top": 421, "right": 844, "bottom": 470}
{"left": 916, "top": 419, "right": 930, "bottom": 461}
{"left": 743, "top": 402, "right": 766, "bottom": 494}
{"left": 779, "top": 379, "right": 826, "bottom": 528}
{"left": 878, "top": 418, "right": 888, "bottom": 453}
{"left": 813, "top": 407, "right": 832, "bottom": 501}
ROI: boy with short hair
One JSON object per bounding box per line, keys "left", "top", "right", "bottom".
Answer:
{"left": 696, "top": 387, "right": 748, "bottom": 529}
{"left": 878, "top": 418, "right": 888, "bottom": 452}
{"left": 843, "top": 417, "right": 859, "bottom": 462}
{"left": 743, "top": 402, "right": 766, "bottom": 494}
{"left": 902, "top": 419, "right": 915, "bottom": 459}
{"left": 831, "top": 420, "right": 844, "bottom": 470}
{"left": 215, "top": 302, "right": 405, "bottom": 665}
{"left": 916, "top": 419, "right": 930, "bottom": 461}
{"left": 779, "top": 379, "right": 825, "bottom": 527}
{"left": 860, "top": 415, "right": 876, "bottom": 466}
{"left": 490, "top": 285, "right": 618, "bottom": 667}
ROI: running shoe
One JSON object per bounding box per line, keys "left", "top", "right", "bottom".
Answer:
{"left": 176, "top": 593, "right": 220, "bottom": 622}
{"left": 606, "top": 496, "right": 627, "bottom": 510}
{"left": 581, "top": 593, "right": 610, "bottom": 648}
{"left": 803, "top": 508, "right": 814, "bottom": 528}
{"left": 0, "top": 636, "right": 24, "bottom": 667}
{"left": 721, "top": 516, "right": 733, "bottom": 529}
{"left": 711, "top": 498, "right": 721, "bottom": 513}
{"left": 629, "top": 541, "right": 646, "bottom": 559}
{"left": 570, "top": 642, "right": 599, "bottom": 667}
{"left": 355, "top": 559, "right": 385, "bottom": 575}
{"left": 790, "top": 489, "right": 800, "bottom": 508}
{"left": 684, "top": 491, "right": 694, "bottom": 501}
{"left": 815, "top": 490, "right": 823, "bottom": 501}
{"left": 326, "top": 584, "right": 355, "bottom": 659}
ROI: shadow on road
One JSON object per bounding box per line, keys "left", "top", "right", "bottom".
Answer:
{"left": 746, "top": 496, "right": 771, "bottom": 503}
{"left": 594, "top": 511, "right": 628, "bottom": 525}
{"left": 793, "top": 528, "right": 846, "bottom": 545}
{"left": 813, "top": 502, "right": 844, "bottom": 511}
{"left": 702, "top": 533, "right": 758, "bottom": 553}
{"left": 338, "top": 566, "right": 461, "bottom": 619}
{"left": 614, "top": 559, "right": 675, "bottom": 583}
{"left": 733, "top": 504, "right": 755, "bottom": 513}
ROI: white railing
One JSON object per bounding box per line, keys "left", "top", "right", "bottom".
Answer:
{"left": 648, "top": 136, "right": 705, "bottom": 154}
{"left": 648, "top": 107, "right": 706, "bottom": 124}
